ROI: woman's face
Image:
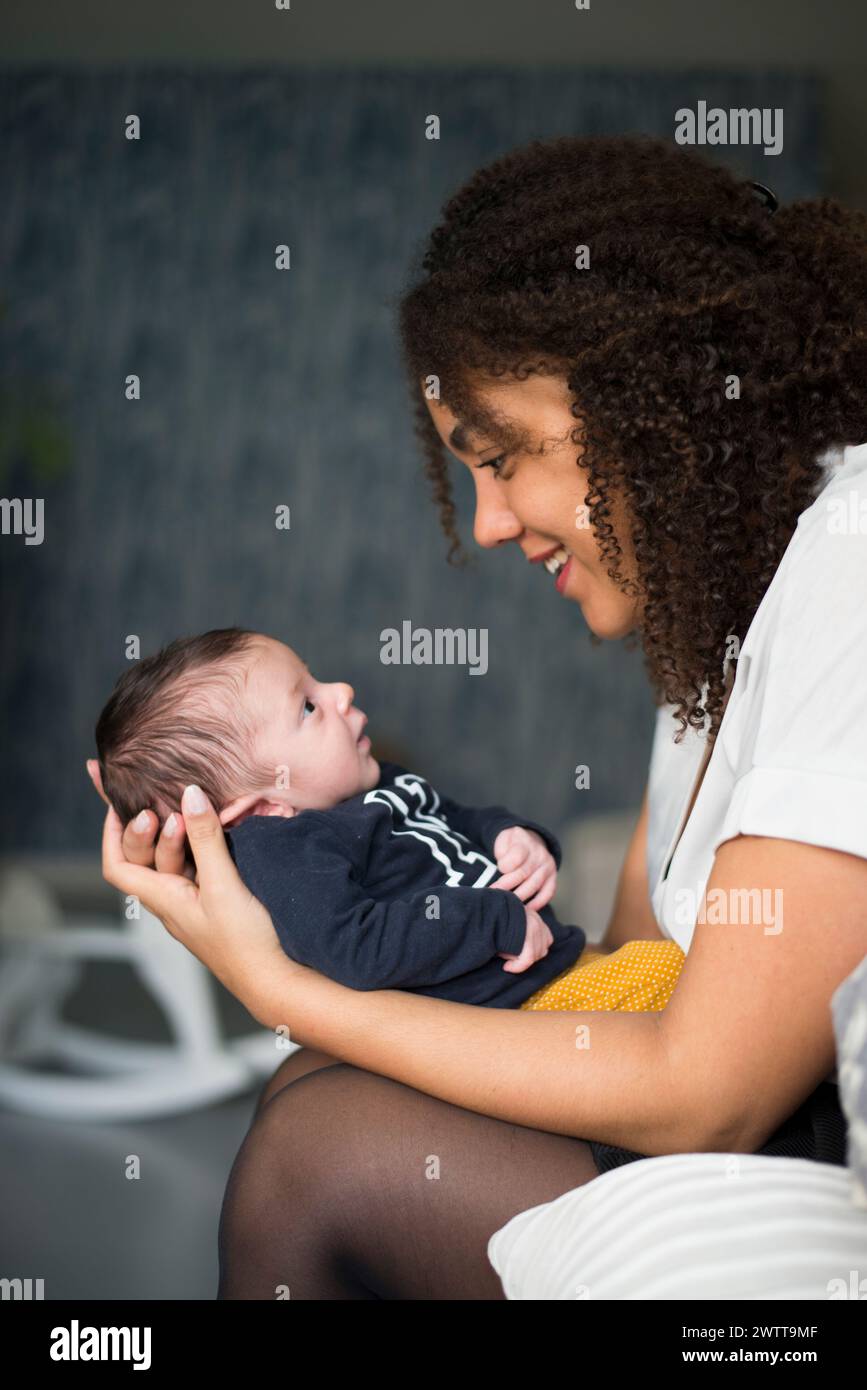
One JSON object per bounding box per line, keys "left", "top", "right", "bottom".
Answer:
{"left": 422, "top": 373, "right": 641, "bottom": 639}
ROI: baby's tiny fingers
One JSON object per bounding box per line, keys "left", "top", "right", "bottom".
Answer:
{"left": 501, "top": 953, "right": 530, "bottom": 974}
{"left": 526, "top": 873, "right": 557, "bottom": 911}
{"left": 497, "top": 847, "right": 527, "bottom": 872}
{"left": 509, "top": 863, "right": 550, "bottom": 903}
{"left": 490, "top": 869, "right": 527, "bottom": 893}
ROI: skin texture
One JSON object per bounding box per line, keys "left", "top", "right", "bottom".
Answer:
{"left": 86, "top": 371, "right": 867, "bottom": 1154}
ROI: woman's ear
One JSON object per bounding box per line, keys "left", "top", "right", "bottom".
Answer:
{"left": 219, "top": 793, "right": 295, "bottom": 827}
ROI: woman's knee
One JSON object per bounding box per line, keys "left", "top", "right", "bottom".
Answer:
{"left": 255, "top": 1044, "right": 343, "bottom": 1111}
{"left": 226, "top": 1065, "right": 383, "bottom": 1252}
{"left": 221, "top": 1063, "right": 600, "bottom": 1299}
{"left": 239, "top": 1064, "right": 424, "bottom": 1225}
{"left": 219, "top": 1064, "right": 375, "bottom": 1299}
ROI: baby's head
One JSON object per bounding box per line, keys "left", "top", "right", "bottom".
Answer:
{"left": 95, "top": 628, "right": 380, "bottom": 831}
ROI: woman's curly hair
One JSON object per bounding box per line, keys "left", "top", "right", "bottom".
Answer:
{"left": 396, "top": 133, "right": 867, "bottom": 743}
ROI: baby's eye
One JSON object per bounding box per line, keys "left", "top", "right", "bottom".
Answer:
{"left": 302, "top": 697, "right": 316, "bottom": 719}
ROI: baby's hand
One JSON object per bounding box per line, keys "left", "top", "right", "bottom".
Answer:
{"left": 491, "top": 826, "right": 557, "bottom": 910}
{"left": 497, "top": 905, "right": 553, "bottom": 973}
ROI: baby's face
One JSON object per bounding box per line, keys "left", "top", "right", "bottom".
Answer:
{"left": 225, "top": 637, "right": 380, "bottom": 821}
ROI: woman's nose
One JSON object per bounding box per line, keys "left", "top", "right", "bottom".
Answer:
{"left": 473, "top": 484, "right": 522, "bottom": 550}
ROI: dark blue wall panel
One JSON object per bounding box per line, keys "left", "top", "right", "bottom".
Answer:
{"left": 0, "top": 68, "right": 822, "bottom": 851}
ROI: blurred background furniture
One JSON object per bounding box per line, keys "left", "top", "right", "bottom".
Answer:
{"left": 554, "top": 810, "right": 637, "bottom": 943}
{"left": 0, "top": 811, "right": 628, "bottom": 1122}
{"left": 0, "top": 856, "right": 283, "bottom": 1121}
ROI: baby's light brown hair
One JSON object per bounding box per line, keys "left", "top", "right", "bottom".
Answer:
{"left": 95, "top": 627, "right": 274, "bottom": 829}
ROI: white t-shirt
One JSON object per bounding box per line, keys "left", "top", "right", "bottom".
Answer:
{"left": 647, "top": 439, "right": 867, "bottom": 954}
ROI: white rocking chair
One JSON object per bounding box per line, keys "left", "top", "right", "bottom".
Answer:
{"left": 0, "top": 861, "right": 293, "bottom": 1122}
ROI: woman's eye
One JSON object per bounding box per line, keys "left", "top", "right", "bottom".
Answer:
{"left": 302, "top": 697, "right": 316, "bottom": 719}
{"left": 476, "top": 454, "right": 508, "bottom": 476}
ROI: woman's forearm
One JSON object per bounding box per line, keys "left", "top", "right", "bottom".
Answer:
{"left": 258, "top": 959, "right": 694, "bottom": 1154}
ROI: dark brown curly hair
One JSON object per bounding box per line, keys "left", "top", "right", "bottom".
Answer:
{"left": 396, "top": 133, "right": 867, "bottom": 743}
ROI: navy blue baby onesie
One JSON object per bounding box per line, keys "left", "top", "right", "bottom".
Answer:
{"left": 226, "top": 760, "right": 586, "bottom": 1008}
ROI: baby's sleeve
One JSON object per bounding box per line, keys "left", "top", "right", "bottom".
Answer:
{"left": 227, "top": 814, "right": 527, "bottom": 991}
{"left": 378, "top": 760, "right": 563, "bottom": 867}
{"left": 435, "top": 788, "right": 563, "bottom": 869}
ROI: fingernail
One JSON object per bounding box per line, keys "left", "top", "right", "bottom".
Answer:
{"left": 183, "top": 784, "right": 209, "bottom": 814}
{"left": 133, "top": 810, "right": 150, "bottom": 832}
{"left": 164, "top": 813, "right": 178, "bottom": 837}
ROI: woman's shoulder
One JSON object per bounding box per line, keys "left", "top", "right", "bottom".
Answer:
{"left": 648, "top": 440, "right": 867, "bottom": 949}
{"left": 715, "top": 438, "right": 867, "bottom": 802}
{"left": 741, "top": 439, "right": 867, "bottom": 671}
{"left": 650, "top": 439, "right": 867, "bottom": 769}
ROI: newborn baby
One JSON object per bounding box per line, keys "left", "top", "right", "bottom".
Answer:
{"left": 95, "top": 627, "right": 586, "bottom": 1007}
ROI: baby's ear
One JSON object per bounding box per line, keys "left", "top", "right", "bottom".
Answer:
{"left": 219, "top": 793, "right": 294, "bottom": 827}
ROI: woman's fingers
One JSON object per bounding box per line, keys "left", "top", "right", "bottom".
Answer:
{"left": 154, "top": 811, "right": 190, "bottom": 877}
{"left": 180, "top": 785, "right": 245, "bottom": 913}
{"left": 119, "top": 807, "right": 161, "bottom": 867}
{"left": 101, "top": 802, "right": 203, "bottom": 938}
{"left": 102, "top": 803, "right": 167, "bottom": 900}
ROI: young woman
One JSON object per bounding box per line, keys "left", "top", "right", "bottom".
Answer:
{"left": 88, "top": 134, "right": 867, "bottom": 1299}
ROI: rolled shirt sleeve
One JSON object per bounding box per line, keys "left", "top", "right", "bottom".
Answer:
{"left": 715, "top": 492, "right": 867, "bottom": 862}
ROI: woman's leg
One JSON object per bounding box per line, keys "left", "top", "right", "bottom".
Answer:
{"left": 254, "top": 1045, "right": 342, "bottom": 1110}
{"left": 219, "top": 1062, "right": 601, "bottom": 1300}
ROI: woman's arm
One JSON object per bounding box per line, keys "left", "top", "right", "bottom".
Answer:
{"left": 97, "top": 780, "right": 867, "bottom": 1157}
{"left": 660, "top": 833, "right": 867, "bottom": 1151}
{"left": 265, "top": 831, "right": 866, "bottom": 1155}
{"left": 598, "top": 786, "right": 665, "bottom": 949}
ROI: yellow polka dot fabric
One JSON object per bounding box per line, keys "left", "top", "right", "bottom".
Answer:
{"left": 520, "top": 939, "right": 686, "bottom": 1012}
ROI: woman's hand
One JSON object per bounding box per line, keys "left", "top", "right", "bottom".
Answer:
{"left": 85, "top": 759, "right": 194, "bottom": 877}
{"left": 86, "top": 763, "right": 300, "bottom": 1022}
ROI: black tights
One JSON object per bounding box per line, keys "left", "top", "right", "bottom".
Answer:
{"left": 217, "top": 1047, "right": 602, "bottom": 1299}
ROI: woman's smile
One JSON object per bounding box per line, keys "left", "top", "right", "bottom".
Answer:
{"left": 553, "top": 553, "right": 573, "bottom": 595}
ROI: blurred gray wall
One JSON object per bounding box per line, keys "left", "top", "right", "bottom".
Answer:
{"left": 0, "top": 63, "right": 823, "bottom": 852}
{"left": 3, "top": 0, "right": 863, "bottom": 210}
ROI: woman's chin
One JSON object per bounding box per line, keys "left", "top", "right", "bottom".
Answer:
{"left": 570, "top": 587, "right": 637, "bottom": 640}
